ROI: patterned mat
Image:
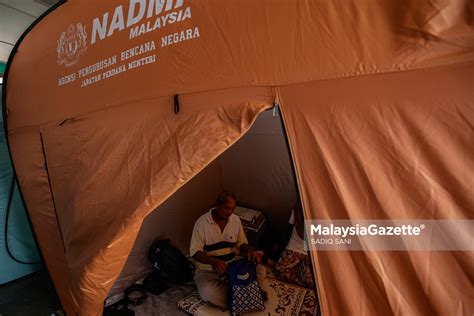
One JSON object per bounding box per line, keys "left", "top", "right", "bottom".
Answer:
{"left": 178, "top": 276, "right": 318, "bottom": 316}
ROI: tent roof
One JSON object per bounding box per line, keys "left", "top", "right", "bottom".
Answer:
{"left": 5, "top": 0, "right": 473, "bottom": 130}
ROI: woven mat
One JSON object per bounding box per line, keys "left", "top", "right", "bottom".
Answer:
{"left": 178, "top": 276, "right": 318, "bottom": 316}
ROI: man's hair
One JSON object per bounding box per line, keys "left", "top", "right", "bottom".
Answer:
{"left": 216, "top": 190, "right": 237, "bottom": 205}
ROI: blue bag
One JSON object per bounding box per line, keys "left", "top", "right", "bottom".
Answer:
{"left": 226, "top": 259, "right": 265, "bottom": 316}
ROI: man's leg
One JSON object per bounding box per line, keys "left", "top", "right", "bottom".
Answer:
{"left": 194, "top": 269, "right": 228, "bottom": 308}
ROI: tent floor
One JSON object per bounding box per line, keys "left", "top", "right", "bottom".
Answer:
{"left": 0, "top": 269, "right": 62, "bottom": 315}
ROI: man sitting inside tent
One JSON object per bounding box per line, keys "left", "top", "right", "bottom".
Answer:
{"left": 190, "top": 190, "right": 267, "bottom": 308}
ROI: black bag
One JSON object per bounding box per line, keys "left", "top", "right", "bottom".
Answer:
{"left": 147, "top": 239, "right": 194, "bottom": 284}
{"left": 142, "top": 271, "right": 169, "bottom": 295}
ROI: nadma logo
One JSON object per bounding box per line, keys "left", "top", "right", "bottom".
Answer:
{"left": 57, "top": 23, "right": 88, "bottom": 67}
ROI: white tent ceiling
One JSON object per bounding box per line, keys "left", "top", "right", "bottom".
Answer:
{"left": 0, "top": 0, "right": 56, "bottom": 63}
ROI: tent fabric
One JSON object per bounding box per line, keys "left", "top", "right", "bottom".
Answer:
{"left": 3, "top": 0, "right": 473, "bottom": 315}
{"left": 0, "top": 85, "right": 42, "bottom": 284}
{"left": 0, "top": 163, "right": 42, "bottom": 284}
{"left": 278, "top": 62, "right": 474, "bottom": 315}
{"left": 0, "top": 97, "right": 42, "bottom": 283}
{"left": 40, "top": 88, "right": 272, "bottom": 313}
{"left": 7, "top": 125, "right": 75, "bottom": 312}
{"left": 6, "top": 0, "right": 473, "bottom": 131}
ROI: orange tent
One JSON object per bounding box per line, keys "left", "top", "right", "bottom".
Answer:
{"left": 3, "top": 0, "right": 473, "bottom": 315}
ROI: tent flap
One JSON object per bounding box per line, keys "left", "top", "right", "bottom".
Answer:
{"left": 38, "top": 87, "right": 273, "bottom": 313}
{"left": 278, "top": 62, "right": 474, "bottom": 315}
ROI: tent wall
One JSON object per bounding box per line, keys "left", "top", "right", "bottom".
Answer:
{"left": 219, "top": 110, "right": 297, "bottom": 232}
{"left": 0, "top": 153, "right": 42, "bottom": 284}
{"left": 7, "top": 126, "right": 75, "bottom": 315}
{"left": 0, "top": 84, "right": 42, "bottom": 284}
{"left": 108, "top": 160, "right": 223, "bottom": 300}
{"left": 278, "top": 62, "right": 474, "bottom": 316}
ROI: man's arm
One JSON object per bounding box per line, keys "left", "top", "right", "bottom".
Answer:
{"left": 239, "top": 243, "right": 258, "bottom": 263}
{"left": 235, "top": 218, "right": 258, "bottom": 263}
{"left": 190, "top": 222, "right": 227, "bottom": 273}
{"left": 192, "top": 251, "right": 227, "bottom": 274}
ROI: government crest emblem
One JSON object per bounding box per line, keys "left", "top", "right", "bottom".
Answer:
{"left": 57, "top": 23, "right": 87, "bottom": 67}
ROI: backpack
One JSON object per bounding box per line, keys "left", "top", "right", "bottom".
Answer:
{"left": 147, "top": 239, "right": 194, "bottom": 284}
{"left": 226, "top": 259, "right": 265, "bottom": 316}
